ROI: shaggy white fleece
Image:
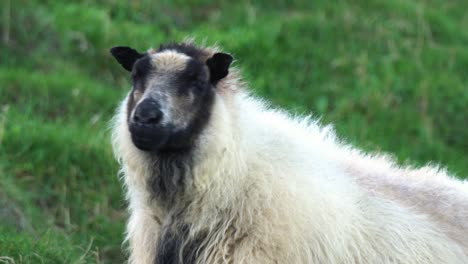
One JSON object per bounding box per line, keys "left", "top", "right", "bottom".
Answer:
{"left": 112, "top": 44, "right": 468, "bottom": 264}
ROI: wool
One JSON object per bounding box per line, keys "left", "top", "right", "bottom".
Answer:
{"left": 111, "top": 42, "right": 468, "bottom": 264}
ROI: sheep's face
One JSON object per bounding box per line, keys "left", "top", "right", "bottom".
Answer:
{"left": 110, "top": 44, "right": 233, "bottom": 152}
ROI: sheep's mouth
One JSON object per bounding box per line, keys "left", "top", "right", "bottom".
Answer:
{"left": 129, "top": 123, "right": 170, "bottom": 151}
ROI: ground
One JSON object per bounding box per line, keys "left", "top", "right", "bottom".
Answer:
{"left": 0, "top": 0, "right": 467, "bottom": 263}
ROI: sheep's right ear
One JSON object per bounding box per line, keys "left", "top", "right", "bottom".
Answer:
{"left": 110, "top": 46, "right": 145, "bottom": 72}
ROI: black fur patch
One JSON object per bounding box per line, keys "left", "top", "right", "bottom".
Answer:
{"left": 149, "top": 151, "right": 192, "bottom": 206}
{"left": 155, "top": 218, "right": 209, "bottom": 264}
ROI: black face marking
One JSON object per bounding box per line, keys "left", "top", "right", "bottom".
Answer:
{"left": 174, "top": 59, "right": 209, "bottom": 96}
{"left": 206, "top": 53, "right": 233, "bottom": 85}
{"left": 127, "top": 60, "right": 214, "bottom": 154}
{"left": 133, "top": 56, "right": 215, "bottom": 154}
{"left": 110, "top": 46, "right": 145, "bottom": 71}
{"left": 132, "top": 56, "right": 153, "bottom": 83}
{"left": 165, "top": 87, "right": 214, "bottom": 152}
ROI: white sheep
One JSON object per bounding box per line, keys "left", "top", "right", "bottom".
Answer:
{"left": 110, "top": 41, "right": 468, "bottom": 264}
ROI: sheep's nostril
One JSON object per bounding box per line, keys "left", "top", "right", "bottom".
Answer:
{"left": 134, "top": 109, "right": 162, "bottom": 125}
{"left": 133, "top": 99, "right": 163, "bottom": 125}
{"left": 148, "top": 110, "right": 162, "bottom": 124}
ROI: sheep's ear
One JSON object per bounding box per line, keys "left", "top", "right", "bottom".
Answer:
{"left": 206, "top": 52, "right": 233, "bottom": 85}
{"left": 110, "top": 46, "right": 145, "bottom": 72}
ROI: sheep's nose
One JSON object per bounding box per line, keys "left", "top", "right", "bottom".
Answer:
{"left": 133, "top": 99, "right": 163, "bottom": 126}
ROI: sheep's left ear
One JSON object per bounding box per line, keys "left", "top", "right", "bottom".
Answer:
{"left": 206, "top": 52, "right": 233, "bottom": 85}
{"left": 110, "top": 46, "right": 145, "bottom": 72}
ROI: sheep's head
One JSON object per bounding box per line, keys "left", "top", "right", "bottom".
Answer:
{"left": 110, "top": 43, "right": 233, "bottom": 152}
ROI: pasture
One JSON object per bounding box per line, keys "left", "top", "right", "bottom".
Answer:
{"left": 0, "top": 1, "right": 466, "bottom": 262}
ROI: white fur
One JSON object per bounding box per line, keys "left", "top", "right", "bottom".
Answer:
{"left": 112, "top": 47, "right": 468, "bottom": 264}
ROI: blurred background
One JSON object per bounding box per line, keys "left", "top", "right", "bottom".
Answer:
{"left": 0, "top": 0, "right": 467, "bottom": 263}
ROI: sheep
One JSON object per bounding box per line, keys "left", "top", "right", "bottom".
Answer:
{"left": 110, "top": 41, "right": 468, "bottom": 264}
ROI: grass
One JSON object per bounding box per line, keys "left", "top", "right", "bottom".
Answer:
{"left": 1, "top": 0, "right": 467, "bottom": 262}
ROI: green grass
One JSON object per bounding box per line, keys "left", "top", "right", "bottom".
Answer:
{"left": 1, "top": 0, "right": 467, "bottom": 262}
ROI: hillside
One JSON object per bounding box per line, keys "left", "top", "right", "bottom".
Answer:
{"left": 0, "top": 1, "right": 467, "bottom": 262}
